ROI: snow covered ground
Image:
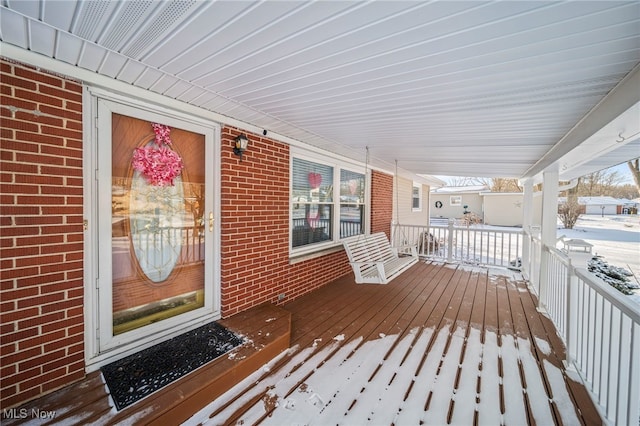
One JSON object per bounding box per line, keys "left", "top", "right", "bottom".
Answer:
{"left": 557, "top": 214, "right": 640, "bottom": 306}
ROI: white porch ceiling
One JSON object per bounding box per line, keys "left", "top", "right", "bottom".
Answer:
{"left": 1, "top": 0, "right": 639, "bottom": 180}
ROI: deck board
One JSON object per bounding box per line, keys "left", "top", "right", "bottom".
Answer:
{"left": 197, "top": 261, "right": 601, "bottom": 426}
{"left": 6, "top": 261, "right": 602, "bottom": 425}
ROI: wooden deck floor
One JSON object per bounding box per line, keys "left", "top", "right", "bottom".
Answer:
{"left": 187, "top": 261, "right": 602, "bottom": 425}
{"left": 4, "top": 261, "right": 602, "bottom": 425}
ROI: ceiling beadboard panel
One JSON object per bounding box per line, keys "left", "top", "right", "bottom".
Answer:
{"left": 28, "top": 19, "right": 56, "bottom": 57}
{"left": 122, "top": 1, "right": 198, "bottom": 59}
{"left": 54, "top": 32, "right": 84, "bottom": 65}
{"left": 116, "top": 59, "right": 148, "bottom": 84}
{"left": 97, "top": 51, "right": 128, "bottom": 78}
{"left": 161, "top": 2, "right": 308, "bottom": 76}
{"left": 139, "top": 2, "right": 251, "bottom": 68}
{"left": 74, "top": 0, "right": 115, "bottom": 42}
{"left": 42, "top": 0, "right": 76, "bottom": 31}
{"left": 76, "top": 41, "right": 108, "bottom": 72}
{"left": 4, "top": 0, "right": 40, "bottom": 20}
{"left": 1, "top": 9, "right": 29, "bottom": 48}
{"left": 134, "top": 66, "right": 165, "bottom": 90}
{"left": 1, "top": 0, "right": 638, "bottom": 179}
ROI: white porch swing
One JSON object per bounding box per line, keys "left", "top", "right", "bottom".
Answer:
{"left": 342, "top": 149, "right": 418, "bottom": 284}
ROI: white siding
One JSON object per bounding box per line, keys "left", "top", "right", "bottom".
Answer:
{"left": 585, "top": 204, "right": 617, "bottom": 215}
{"left": 394, "top": 176, "right": 430, "bottom": 226}
{"left": 430, "top": 192, "right": 483, "bottom": 221}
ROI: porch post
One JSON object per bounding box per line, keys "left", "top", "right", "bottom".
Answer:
{"left": 538, "top": 167, "right": 559, "bottom": 310}
{"left": 521, "top": 178, "right": 534, "bottom": 278}
{"left": 538, "top": 166, "right": 559, "bottom": 310}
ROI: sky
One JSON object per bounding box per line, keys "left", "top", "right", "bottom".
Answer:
{"left": 609, "top": 162, "right": 634, "bottom": 185}
{"left": 436, "top": 162, "right": 635, "bottom": 186}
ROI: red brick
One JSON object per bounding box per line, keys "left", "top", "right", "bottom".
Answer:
{"left": 0, "top": 74, "right": 37, "bottom": 91}
{"left": 14, "top": 66, "right": 64, "bottom": 88}
{"left": 0, "top": 305, "right": 39, "bottom": 322}
{"left": 17, "top": 330, "right": 66, "bottom": 351}
{"left": 14, "top": 88, "right": 63, "bottom": 108}
{"left": 1, "top": 327, "right": 39, "bottom": 345}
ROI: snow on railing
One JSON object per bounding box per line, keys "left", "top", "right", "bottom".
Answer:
{"left": 391, "top": 221, "right": 523, "bottom": 268}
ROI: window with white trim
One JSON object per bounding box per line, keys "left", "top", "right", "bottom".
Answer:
{"left": 450, "top": 195, "right": 462, "bottom": 206}
{"left": 412, "top": 182, "right": 422, "bottom": 211}
{"left": 291, "top": 156, "right": 365, "bottom": 251}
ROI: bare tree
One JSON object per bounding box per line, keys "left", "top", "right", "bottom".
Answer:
{"left": 558, "top": 199, "right": 582, "bottom": 229}
{"left": 609, "top": 184, "right": 639, "bottom": 200}
{"left": 579, "top": 168, "right": 625, "bottom": 196}
{"left": 444, "top": 176, "right": 478, "bottom": 187}
{"left": 559, "top": 177, "right": 582, "bottom": 229}
{"left": 581, "top": 170, "right": 603, "bottom": 196}
{"left": 628, "top": 158, "right": 640, "bottom": 193}
{"left": 447, "top": 176, "right": 521, "bottom": 192}
{"left": 488, "top": 178, "right": 522, "bottom": 192}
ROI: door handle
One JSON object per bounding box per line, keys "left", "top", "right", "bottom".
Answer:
{"left": 209, "top": 212, "right": 214, "bottom": 232}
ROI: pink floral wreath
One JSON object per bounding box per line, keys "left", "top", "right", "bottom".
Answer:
{"left": 131, "top": 123, "right": 184, "bottom": 186}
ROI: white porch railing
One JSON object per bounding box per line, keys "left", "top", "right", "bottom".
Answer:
{"left": 525, "top": 234, "right": 640, "bottom": 426}
{"left": 528, "top": 234, "right": 543, "bottom": 294}
{"left": 392, "top": 220, "right": 639, "bottom": 424}
{"left": 391, "top": 220, "right": 523, "bottom": 268}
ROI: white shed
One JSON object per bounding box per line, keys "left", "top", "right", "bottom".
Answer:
{"left": 579, "top": 196, "right": 621, "bottom": 215}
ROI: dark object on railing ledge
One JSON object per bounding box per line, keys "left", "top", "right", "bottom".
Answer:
{"left": 588, "top": 256, "right": 638, "bottom": 295}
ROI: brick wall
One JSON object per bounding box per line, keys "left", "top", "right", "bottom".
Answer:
{"left": 371, "top": 170, "right": 394, "bottom": 237}
{"left": 220, "top": 128, "right": 351, "bottom": 317}
{"left": 0, "top": 58, "right": 373, "bottom": 408}
{"left": 0, "top": 59, "right": 85, "bottom": 408}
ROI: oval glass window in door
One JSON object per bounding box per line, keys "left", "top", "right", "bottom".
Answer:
{"left": 129, "top": 141, "right": 184, "bottom": 283}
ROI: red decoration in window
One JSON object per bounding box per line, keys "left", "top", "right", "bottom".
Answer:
{"left": 308, "top": 172, "right": 322, "bottom": 189}
{"left": 131, "top": 123, "right": 184, "bottom": 186}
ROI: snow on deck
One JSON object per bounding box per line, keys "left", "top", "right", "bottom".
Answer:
{"left": 186, "top": 263, "right": 599, "bottom": 425}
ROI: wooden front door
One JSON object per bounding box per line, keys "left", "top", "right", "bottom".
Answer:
{"left": 94, "top": 98, "right": 219, "bottom": 357}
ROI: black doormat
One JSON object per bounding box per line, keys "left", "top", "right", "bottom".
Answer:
{"left": 101, "top": 322, "right": 244, "bottom": 411}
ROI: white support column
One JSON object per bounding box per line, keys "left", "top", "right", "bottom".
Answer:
{"left": 521, "top": 178, "right": 534, "bottom": 278}
{"left": 538, "top": 167, "right": 559, "bottom": 310}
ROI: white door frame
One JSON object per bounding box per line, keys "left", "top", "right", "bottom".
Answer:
{"left": 83, "top": 87, "right": 221, "bottom": 371}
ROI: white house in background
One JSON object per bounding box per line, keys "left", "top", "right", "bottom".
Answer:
{"left": 430, "top": 187, "right": 543, "bottom": 227}
{"left": 557, "top": 196, "right": 636, "bottom": 215}
{"left": 580, "top": 196, "right": 622, "bottom": 215}
{"left": 430, "top": 185, "right": 488, "bottom": 220}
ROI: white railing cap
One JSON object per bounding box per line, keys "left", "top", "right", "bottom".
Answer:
{"left": 575, "top": 267, "right": 640, "bottom": 323}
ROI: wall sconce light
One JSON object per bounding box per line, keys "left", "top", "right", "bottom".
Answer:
{"left": 233, "top": 134, "right": 249, "bottom": 161}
